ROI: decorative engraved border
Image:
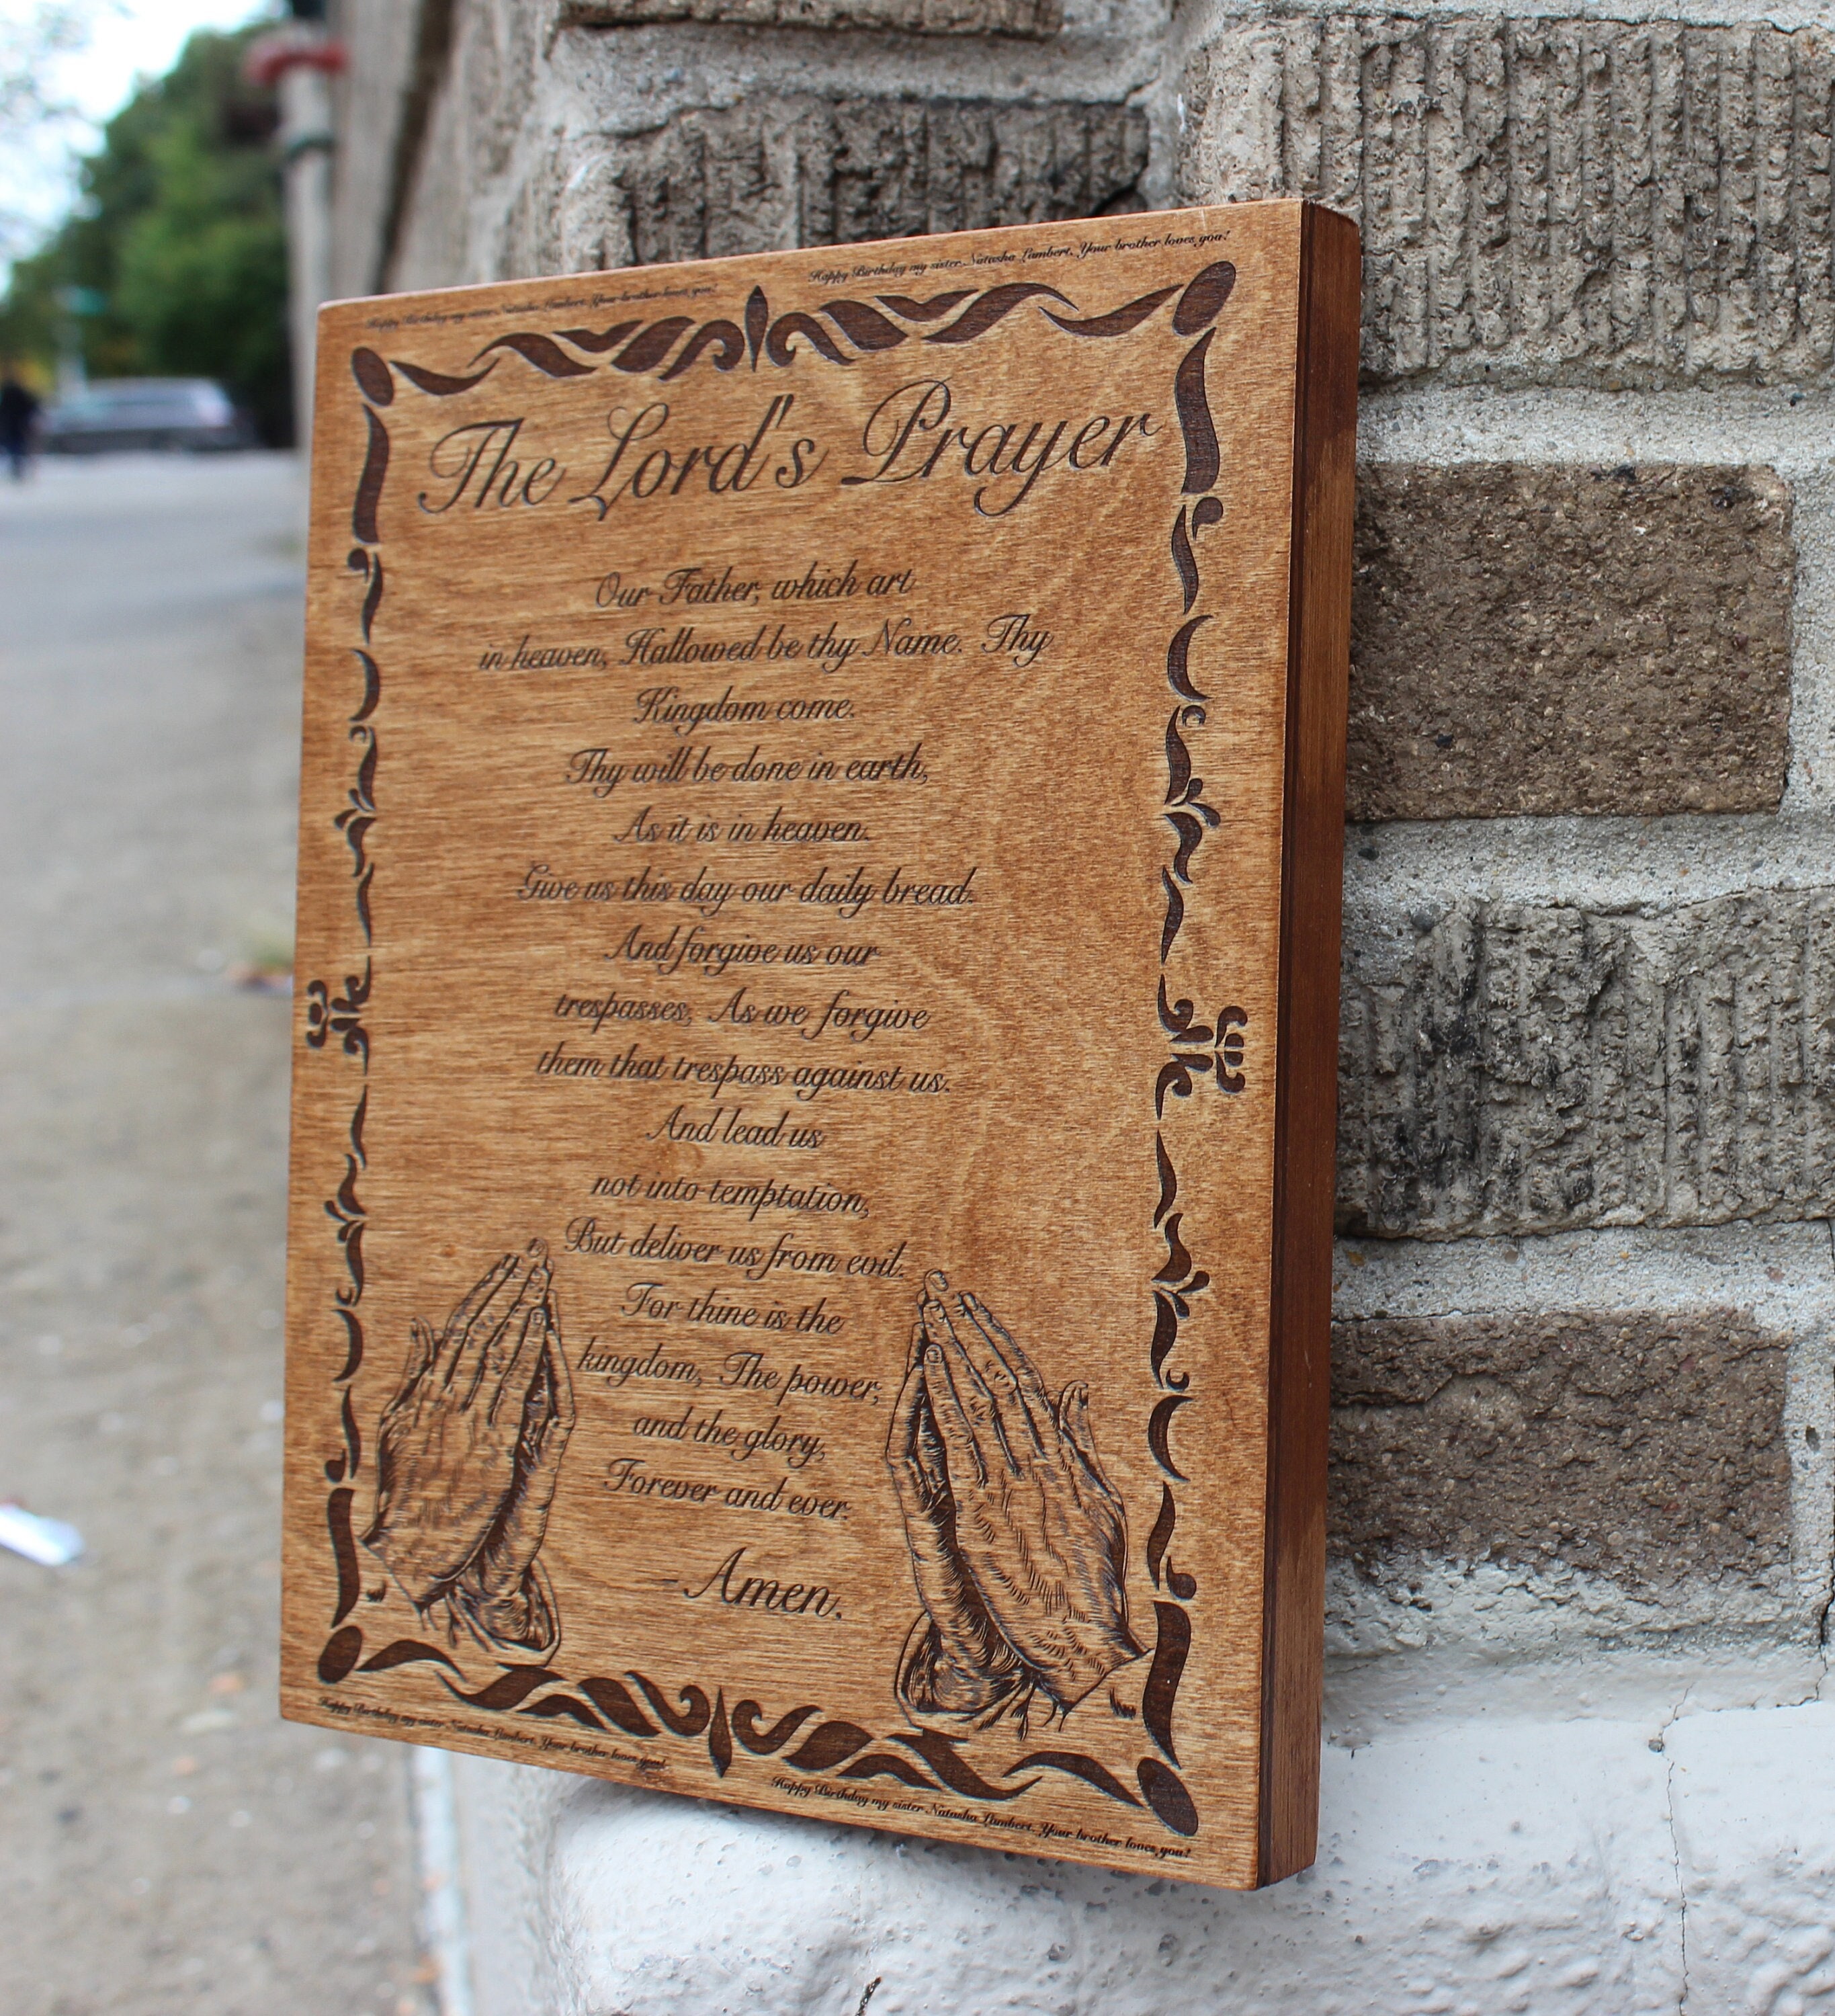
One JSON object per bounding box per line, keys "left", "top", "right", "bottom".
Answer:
{"left": 305, "top": 261, "right": 1242, "bottom": 1842}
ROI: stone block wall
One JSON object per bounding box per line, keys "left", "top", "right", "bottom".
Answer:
{"left": 1178, "top": 17, "right": 1835, "bottom": 385}
{"left": 327, "top": 0, "right": 1170, "bottom": 297}
{"left": 325, "top": 0, "right": 1835, "bottom": 2001}
{"left": 1330, "top": 379, "right": 1835, "bottom": 1675}
{"left": 1349, "top": 464, "right": 1794, "bottom": 819}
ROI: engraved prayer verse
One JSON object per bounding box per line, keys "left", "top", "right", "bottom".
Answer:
{"left": 282, "top": 201, "right": 1357, "bottom": 1892}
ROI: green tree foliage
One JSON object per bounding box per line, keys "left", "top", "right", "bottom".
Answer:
{"left": 0, "top": 21, "right": 292, "bottom": 443}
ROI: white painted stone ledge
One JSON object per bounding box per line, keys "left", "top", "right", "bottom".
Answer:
{"left": 445, "top": 1682, "right": 1835, "bottom": 2016}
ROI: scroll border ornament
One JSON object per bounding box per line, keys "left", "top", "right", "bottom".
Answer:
{"left": 306, "top": 262, "right": 1243, "bottom": 1839}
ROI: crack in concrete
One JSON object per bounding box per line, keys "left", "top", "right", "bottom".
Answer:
{"left": 1654, "top": 1683, "right": 1697, "bottom": 2016}
{"left": 1664, "top": 1744, "right": 1689, "bottom": 2015}
{"left": 1655, "top": 1679, "right": 1835, "bottom": 2015}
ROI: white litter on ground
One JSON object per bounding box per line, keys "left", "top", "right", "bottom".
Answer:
{"left": 0, "top": 1504, "right": 85, "bottom": 1566}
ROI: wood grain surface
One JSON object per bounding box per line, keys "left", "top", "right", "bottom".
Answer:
{"left": 280, "top": 199, "right": 1358, "bottom": 1890}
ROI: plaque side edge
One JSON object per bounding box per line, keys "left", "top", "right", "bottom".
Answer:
{"left": 1256, "top": 198, "right": 1359, "bottom": 1888}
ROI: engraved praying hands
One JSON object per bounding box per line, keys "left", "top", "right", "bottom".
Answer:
{"left": 886, "top": 1272, "right": 1142, "bottom": 1726}
{"left": 364, "top": 1241, "right": 576, "bottom": 1657}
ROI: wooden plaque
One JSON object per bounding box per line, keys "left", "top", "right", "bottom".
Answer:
{"left": 281, "top": 199, "right": 1357, "bottom": 1890}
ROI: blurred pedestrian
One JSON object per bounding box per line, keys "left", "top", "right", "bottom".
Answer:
{"left": 0, "top": 372, "right": 42, "bottom": 480}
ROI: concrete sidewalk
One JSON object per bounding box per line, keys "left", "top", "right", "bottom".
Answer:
{"left": 0, "top": 454, "right": 431, "bottom": 2016}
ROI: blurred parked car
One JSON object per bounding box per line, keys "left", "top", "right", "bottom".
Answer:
{"left": 41, "top": 378, "right": 253, "bottom": 454}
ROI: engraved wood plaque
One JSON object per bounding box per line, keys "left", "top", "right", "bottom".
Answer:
{"left": 281, "top": 199, "right": 1357, "bottom": 1890}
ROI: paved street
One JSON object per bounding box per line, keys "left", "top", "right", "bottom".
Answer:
{"left": 0, "top": 454, "right": 430, "bottom": 2015}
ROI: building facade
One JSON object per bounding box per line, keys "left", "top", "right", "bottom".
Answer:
{"left": 323, "top": 3, "right": 1835, "bottom": 2009}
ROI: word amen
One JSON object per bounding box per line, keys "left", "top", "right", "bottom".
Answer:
{"left": 682, "top": 1546, "right": 845, "bottom": 1613}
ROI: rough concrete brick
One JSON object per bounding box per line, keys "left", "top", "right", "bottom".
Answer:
{"left": 564, "top": 0, "right": 1061, "bottom": 32}
{"left": 1338, "top": 890, "right": 1835, "bottom": 1237}
{"left": 1330, "top": 1310, "right": 1791, "bottom": 1584}
{"left": 1179, "top": 17, "right": 1835, "bottom": 384}
{"left": 1351, "top": 464, "right": 1795, "bottom": 820}
{"left": 328, "top": 1, "right": 425, "bottom": 297}
{"left": 584, "top": 97, "right": 1149, "bottom": 267}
